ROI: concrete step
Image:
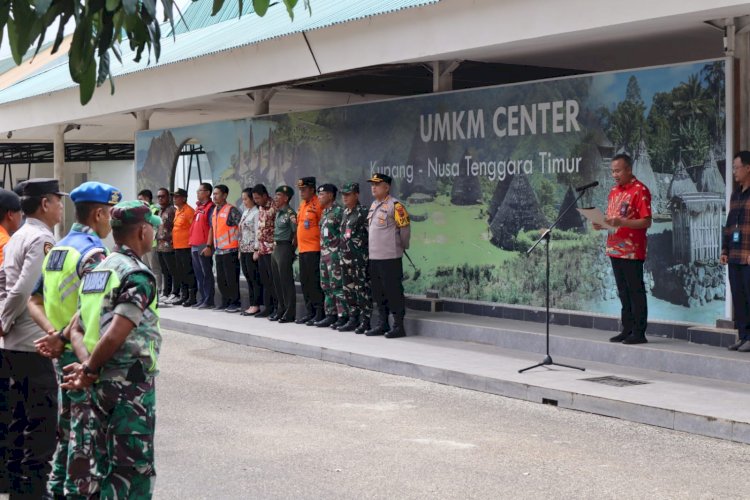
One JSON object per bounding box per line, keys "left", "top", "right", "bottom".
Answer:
{"left": 158, "top": 306, "right": 750, "bottom": 445}
{"left": 404, "top": 311, "right": 750, "bottom": 385}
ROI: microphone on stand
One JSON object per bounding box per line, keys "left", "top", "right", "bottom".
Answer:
{"left": 575, "top": 181, "right": 599, "bottom": 192}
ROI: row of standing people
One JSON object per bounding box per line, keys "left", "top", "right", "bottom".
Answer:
{"left": 140, "top": 172, "right": 411, "bottom": 338}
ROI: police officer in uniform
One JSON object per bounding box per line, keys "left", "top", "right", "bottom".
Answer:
{"left": 271, "top": 186, "right": 297, "bottom": 323}
{"left": 295, "top": 177, "right": 325, "bottom": 325}
{"left": 0, "top": 178, "right": 66, "bottom": 497}
{"left": 62, "top": 200, "right": 162, "bottom": 499}
{"left": 315, "top": 184, "right": 349, "bottom": 329}
{"left": 365, "top": 173, "right": 411, "bottom": 339}
{"left": 28, "top": 181, "right": 121, "bottom": 498}
{"left": 338, "top": 182, "right": 372, "bottom": 333}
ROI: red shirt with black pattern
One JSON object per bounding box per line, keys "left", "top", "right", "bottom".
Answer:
{"left": 605, "top": 177, "right": 652, "bottom": 261}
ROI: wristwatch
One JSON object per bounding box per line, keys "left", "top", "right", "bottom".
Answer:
{"left": 82, "top": 363, "right": 98, "bottom": 376}
{"left": 56, "top": 329, "right": 69, "bottom": 344}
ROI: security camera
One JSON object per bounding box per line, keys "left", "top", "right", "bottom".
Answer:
{"left": 6, "top": 131, "right": 11, "bottom": 139}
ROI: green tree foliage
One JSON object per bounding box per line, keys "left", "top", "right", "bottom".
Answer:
{"left": 607, "top": 75, "right": 646, "bottom": 154}
{"left": 0, "top": 0, "right": 311, "bottom": 105}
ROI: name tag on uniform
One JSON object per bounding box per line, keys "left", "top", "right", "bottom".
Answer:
{"left": 378, "top": 217, "right": 386, "bottom": 226}
{"left": 45, "top": 249, "right": 68, "bottom": 271}
{"left": 304, "top": 219, "right": 310, "bottom": 230}
{"left": 324, "top": 227, "right": 329, "bottom": 237}
{"left": 733, "top": 230, "right": 741, "bottom": 244}
{"left": 81, "top": 271, "right": 111, "bottom": 293}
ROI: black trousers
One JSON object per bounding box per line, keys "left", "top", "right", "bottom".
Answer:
{"left": 610, "top": 257, "right": 648, "bottom": 336}
{"left": 0, "top": 349, "right": 10, "bottom": 493}
{"left": 3, "top": 349, "right": 57, "bottom": 498}
{"left": 728, "top": 263, "right": 750, "bottom": 341}
{"left": 215, "top": 252, "right": 240, "bottom": 307}
{"left": 258, "top": 254, "right": 277, "bottom": 312}
{"left": 157, "top": 251, "right": 177, "bottom": 296}
{"left": 272, "top": 242, "right": 296, "bottom": 320}
{"left": 240, "top": 252, "right": 263, "bottom": 307}
{"left": 174, "top": 248, "right": 197, "bottom": 295}
{"left": 299, "top": 251, "right": 323, "bottom": 316}
{"left": 370, "top": 258, "right": 405, "bottom": 319}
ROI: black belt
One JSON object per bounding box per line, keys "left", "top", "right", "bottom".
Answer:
{"left": 275, "top": 240, "right": 292, "bottom": 245}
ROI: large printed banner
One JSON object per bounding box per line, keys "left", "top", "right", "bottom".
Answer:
{"left": 137, "top": 59, "right": 727, "bottom": 324}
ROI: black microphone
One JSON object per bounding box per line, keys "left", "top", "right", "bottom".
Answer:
{"left": 575, "top": 181, "right": 599, "bottom": 192}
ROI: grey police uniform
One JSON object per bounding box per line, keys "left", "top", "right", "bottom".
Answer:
{"left": 0, "top": 178, "right": 64, "bottom": 498}
{"left": 367, "top": 189, "right": 411, "bottom": 337}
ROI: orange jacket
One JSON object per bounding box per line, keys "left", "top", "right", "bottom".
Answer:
{"left": 173, "top": 204, "right": 195, "bottom": 249}
{"left": 297, "top": 197, "right": 323, "bottom": 253}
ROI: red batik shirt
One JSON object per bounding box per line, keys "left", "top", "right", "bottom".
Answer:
{"left": 256, "top": 199, "right": 277, "bottom": 255}
{"left": 605, "top": 177, "right": 652, "bottom": 260}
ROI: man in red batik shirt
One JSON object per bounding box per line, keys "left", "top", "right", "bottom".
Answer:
{"left": 593, "top": 153, "right": 652, "bottom": 345}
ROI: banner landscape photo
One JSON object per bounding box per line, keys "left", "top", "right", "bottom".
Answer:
{"left": 137, "top": 59, "right": 727, "bottom": 325}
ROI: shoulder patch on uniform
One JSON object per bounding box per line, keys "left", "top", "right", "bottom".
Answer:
{"left": 394, "top": 202, "right": 410, "bottom": 228}
{"left": 81, "top": 270, "right": 111, "bottom": 293}
{"left": 290, "top": 214, "right": 297, "bottom": 225}
{"left": 45, "top": 249, "right": 68, "bottom": 271}
{"left": 43, "top": 242, "right": 54, "bottom": 255}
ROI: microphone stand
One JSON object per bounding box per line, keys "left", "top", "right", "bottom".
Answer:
{"left": 518, "top": 187, "right": 591, "bottom": 374}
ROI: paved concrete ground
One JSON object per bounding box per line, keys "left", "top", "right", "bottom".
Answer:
{"left": 154, "top": 329, "right": 750, "bottom": 499}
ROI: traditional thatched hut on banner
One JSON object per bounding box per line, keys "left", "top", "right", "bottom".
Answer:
{"left": 633, "top": 139, "right": 660, "bottom": 203}
{"left": 667, "top": 161, "right": 698, "bottom": 200}
{"left": 695, "top": 149, "right": 726, "bottom": 197}
{"left": 489, "top": 174, "right": 547, "bottom": 250}
{"left": 670, "top": 192, "right": 723, "bottom": 263}
{"left": 556, "top": 185, "right": 586, "bottom": 232}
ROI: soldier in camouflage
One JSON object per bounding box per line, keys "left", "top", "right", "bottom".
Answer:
{"left": 337, "top": 182, "right": 372, "bottom": 333}
{"left": 62, "top": 200, "right": 162, "bottom": 500}
{"left": 314, "top": 184, "right": 349, "bottom": 329}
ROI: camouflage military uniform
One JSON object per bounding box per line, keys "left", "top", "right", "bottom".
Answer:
{"left": 320, "top": 203, "right": 348, "bottom": 319}
{"left": 73, "top": 243, "right": 161, "bottom": 499}
{"left": 340, "top": 203, "right": 371, "bottom": 322}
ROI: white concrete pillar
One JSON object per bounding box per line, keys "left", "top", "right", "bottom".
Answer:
{"left": 53, "top": 124, "right": 65, "bottom": 239}
{"left": 432, "top": 60, "right": 461, "bottom": 93}
{"left": 252, "top": 88, "right": 277, "bottom": 116}
{"left": 135, "top": 110, "right": 153, "bottom": 132}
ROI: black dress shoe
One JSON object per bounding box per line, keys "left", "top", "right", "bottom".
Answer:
{"left": 315, "top": 315, "right": 338, "bottom": 328}
{"left": 338, "top": 316, "right": 360, "bottom": 332}
{"left": 268, "top": 314, "right": 280, "bottom": 322}
{"left": 365, "top": 325, "right": 386, "bottom": 336}
{"left": 278, "top": 317, "right": 295, "bottom": 324}
{"left": 609, "top": 332, "right": 630, "bottom": 343}
{"left": 738, "top": 341, "right": 750, "bottom": 352}
{"left": 385, "top": 327, "right": 406, "bottom": 339}
{"left": 622, "top": 333, "right": 648, "bottom": 345}
{"left": 256, "top": 310, "right": 272, "bottom": 318}
{"left": 295, "top": 314, "right": 313, "bottom": 325}
{"left": 728, "top": 339, "right": 746, "bottom": 351}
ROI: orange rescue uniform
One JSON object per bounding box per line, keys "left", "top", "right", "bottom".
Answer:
{"left": 0, "top": 225, "right": 9, "bottom": 265}
{"left": 297, "top": 197, "right": 323, "bottom": 253}
{"left": 173, "top": 204, "right": 195, "bottom": 249}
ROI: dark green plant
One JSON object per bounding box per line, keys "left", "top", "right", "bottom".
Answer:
{"left": 0, "top": 0, "right": 311, "bottom": 104}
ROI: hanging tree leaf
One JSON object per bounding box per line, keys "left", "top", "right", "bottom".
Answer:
{"left": 0, "top": 0, "right": 313, "bottom": 105}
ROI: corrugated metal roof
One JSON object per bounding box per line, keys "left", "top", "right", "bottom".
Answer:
{"left": 0, "top": 0, "right": 440, "bottom": 105}
{"left": 170, "top": 0, "right": 256, "bottom": 36}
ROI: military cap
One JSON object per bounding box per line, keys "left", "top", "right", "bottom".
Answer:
{"left": 171, "top": 188, "right": 188, "bottom": 197}
{"left": 340, "top": 182, "right": 359, "bottom": 194}
{"left": 296, "top": 177, "right": 316, "bottom": 188}
{"left": 275, "top": 185, "right": 295, "bottom": 198}
{"left": 19, "top": 178, "right": 68, "bottom": 197}
{"left": 317, "top": 183, "right": 337, "bottom": 196}
{"left": 0, "top": 188, "right": 21, "bottom": 212}
{"left": 366, "top": 173, "right": 392, "bottom": 185}
{"left": 70, "top": 181, "right": 122, "bottom": 205}
{"left": 110, "top": 200, "right": 161, "bottom": 228}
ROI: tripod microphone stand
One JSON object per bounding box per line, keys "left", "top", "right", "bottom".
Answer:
{"left": 518, "top": 186, "right": 591, "bottom": 374}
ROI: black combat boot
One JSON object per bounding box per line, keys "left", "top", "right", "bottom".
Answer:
{"left": 182, "top": 289, "right": 198, "bottom": 307}
{"left": 385, "top": 314, "right": 406, "bottom": 339}
{"left": 331, "top": 316, "right": 348, "bottom": 329}
{"left": 338, "top": 313, "right": 360, "bottom": 332}
{"left": 296, "top": 311, "right": 314, "bottom": 324}
{"left": 172, "top": 289, "right": 188, "bottom": 306}
{"left": 314, "top": 315, "right": 337, "bottom": 328}
{"left": 307, "top": 307, "right": 324, "bottom": 326}
{"left": 354, "top": 315, "right": 370, "bottom": 334}
{"left": 365, "top": 310, "right": 390, "bottom": 336}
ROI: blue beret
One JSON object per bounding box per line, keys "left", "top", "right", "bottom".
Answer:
{"left": 70, "top": 182, "right": 122, "bottom": 205}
